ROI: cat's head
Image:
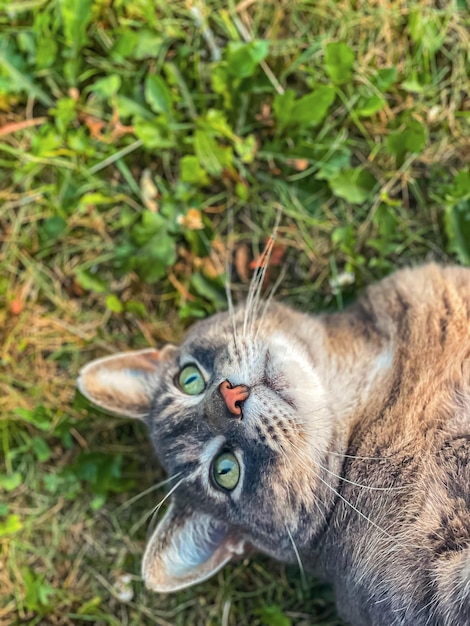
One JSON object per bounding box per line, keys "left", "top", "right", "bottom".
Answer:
{"left": 77, "top": 303, "right": 336, "bottom": 592}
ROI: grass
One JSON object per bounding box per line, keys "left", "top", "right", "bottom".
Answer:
{"left": 0, "top": 0, "right": 469, "bottom": 624}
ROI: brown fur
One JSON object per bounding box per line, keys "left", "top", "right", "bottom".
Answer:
{"left": 318, "top": 265, "right": 470, "bottom": 625}
{"left": 78, "top": 264, "right": 470, "bottom": 625}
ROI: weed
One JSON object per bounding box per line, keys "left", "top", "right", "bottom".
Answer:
{"left": 0, "top": 0, "right": 469, "bottom": 624}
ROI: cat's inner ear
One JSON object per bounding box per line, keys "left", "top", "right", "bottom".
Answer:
{"left": 142, "top": 503, "right": 245, "bottom": 593}
{"left": 77, "top": 346, "right": 176, "bottom": 419}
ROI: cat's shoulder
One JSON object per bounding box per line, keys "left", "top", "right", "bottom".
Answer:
{"left": 353, "top": 263, "right": 470, "bottom": 331}
{"left": 365, "top": 262, "right": 470, "bottom": 300}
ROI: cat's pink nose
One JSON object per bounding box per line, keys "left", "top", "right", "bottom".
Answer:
{"left": 219, "top": 380, "right": 250, "bottom": 416}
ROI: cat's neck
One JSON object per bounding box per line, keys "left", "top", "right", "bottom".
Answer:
{"left": 289, "top": 305, "right": 395, "bottom": 441}
{"left": 325, "top": 311, "right": 393, "bottom": 424}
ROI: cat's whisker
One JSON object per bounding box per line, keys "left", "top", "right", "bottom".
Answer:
{"left": 223, "top": 209, "right": 240, "bottom": 350}
{"left": 286, "top": 524, "right": 308, "bottom": 589}
{"left": 77, "top": 261, "right": 470, "bottom": 622}
{"left": 287, "top": 444, "right": 396, "bottom": 538}
{"left": 196, "top": 216, "right": 241, "bottom": 351}
{"left": 149, "top": 475, "right": 186, "bottom": 518}
{"left": 129, "top": 476, "right": 186, "bottom": 536}
{"left": 255, "top": 263, "right": 288, "bottom": 343}
{"left": 249, "top": 221, "right": 282, "bottom": 336}
{"left": 326, "top": 450, "right": 393, "bottom": 461}
{"left": 244, "top": 253, "right": 268, "bottom": 339}
{"left": 116, "top": 471, "right": 183, "bottom": 513}
{"left": 278, "top": 440, "right": 328, "bottom": 525}
{"left": 276, "top": 421, "right": 330, "bottom": 520}
{"left": 288, "top": 438, "right": 408, "bottom": 492}
{"left": 294, "top": 405, "right": 400, "bottom": 463}
{"left": 244, "top": 210, "right": 282, "bottom": 339}
{"left": 283, "top": 440, "right": 419, "bottom": 550}
{"left": 250, "top": 237, "right": 274, "bottom": 326}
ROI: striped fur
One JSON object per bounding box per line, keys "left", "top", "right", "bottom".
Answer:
{"left": 78, "top": 264, "right": 470, "bottom": 625}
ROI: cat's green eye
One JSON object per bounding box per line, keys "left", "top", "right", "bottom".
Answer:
{"left": 178, "top": 365, "right": 205, "bottom": 395}
{"left": 212, "top": 452, "right": 240, "bottom": 491}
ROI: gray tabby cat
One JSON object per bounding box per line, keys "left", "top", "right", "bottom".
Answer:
{"left": 77, "top": 261, "right": 470, "bottom": 626}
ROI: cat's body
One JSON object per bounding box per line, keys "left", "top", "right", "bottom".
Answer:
{"left": 78, "top": 263, "right": 470, "bottom": 626}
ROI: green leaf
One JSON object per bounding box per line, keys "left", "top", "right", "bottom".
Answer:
{"left": 89, "top": 75, "right": 121, "bottom": 100}
{"left": 23, "top": 568, "right": 55, "bottom": 613}
{"left": 324, "top": 42, "right": 355, "bottom": 85}
{"left": 40, "top": 216, "right": 67, "bottom": 240}
{"left": 124, "top": 300, "right": 147, "bottom": 317}
{"left": 329, "top": 168, "right": 376, "bottom": 204}
{"left": 373, "top": 67, "right": 398, "bottom": 92}
{"left": 180, "top": 155, "right": 210, "bottom": 185}
{"left": 408, "top": 10, "right": 446, "bottom": 53}
{"left": 15, "top": 406, "right": 53, "bottom": 431}
{"left": 36, "top": 38, "right": 58, "bottom": 69}
{"left": 315, "top": 148, "right": 352, "bottom": 181}
{"left": 105, "top": 294, "right": 123, "bottom": 313}
{"left": 77, "top": 596, "right": 102, "bottom": 615}
{"left": 401, "top": 77, "right": 424, "bottom": 93}
{"left": 133, "top": 29, "right": 164, "bottom": 60}
{"left": 444, "top": 200, "right": 470, "bottom": 265}
{"left": 117, "top": 96, "right": 153, "bottom": 120}
{"left": 31, "top": 437, "right": 51, "bottom": 462}
{"left": 201, "top": 109, "right": 237, "bottom": 141}
{"left": 75, "top": 270, "right": 108, "bottom": 294}
{"left": 272, "top": 89, "right": 296, "bottom": 126}
{"left": 59, "top": 0, "right": 92, "bottom": 51}
{"left": 145, "top": 74, "right": 172, "bottom": 114}
{"left": 236, "top": 181, "right": 249, "bottom": 201}
{"left": 226, "top": 40, "right": 269, "bottom": 78}
{"left": 332, "top": 224, "right": 355, "bottom": 253}
{"left": 446, "top": 169, "right": 470, "bottom": 201}
{"left": 0, "top": 472, "right": 22, "bottom": 491}
{"left": 130, "top": 211, "right": 166, "bottom": 247}
{"left": 50, "top": 96, "right": 76, "bottom": 135}
{"left": 179, "top": 303, "right": 207, "bottom": 320}
{"left": 288, "top": 85, "right": 336, "bottom": 127}
{"left": 0, "top": 37, "right": 53, "bottom": 106}
{"left": 134, "top": 116, "right": 175, "bottom": 149}
{"left": 137, "top": 235, "right": 176, "bottom": 283}
{"left": 67, "top": 452, "right": 133, "bottom": 496}
{"left": 235, "top": 135, "right": 257, "bottom": 163}
{"left": 355, "top": 94, "right": 385, "bottom": 117}
{"left": 79, "top": 193, "right": 115, "bottom": 208}
{"left": 194, "top": 130, "right": 233, "bottom": 176}
{"left": 126, "top": 211, "right": 177, "bottom": 283}
{"left": 315, "top": 148, "right": 351, "bottom": 180}
{"left": 373, "top": 205, "right": 400, "bottom": 238}
{"left": 255, "top": 604, "right": 292, "bottom": 626}
{"left": 91, "top": 495, "right": 106, "bottom": 510}
{"left": 190, "top": 273, "right": 226, "bottom": 311}
{"left": 387, "top": 118, "right": 427, "bottom": 164}
{"left": 0, "top": 514, "right": 22, "bottom": 538}
{"left": 112, "top": 31, "right": 139, "bottom": 60}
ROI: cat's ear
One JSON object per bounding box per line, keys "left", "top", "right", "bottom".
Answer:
{"left": 77, "top": 346, "right": 176, "bottom": 419}
{"left": 142, "top": 503, "right": 245, "bottom": 592}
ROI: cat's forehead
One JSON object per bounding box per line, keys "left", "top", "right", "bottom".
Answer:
{"left": 180, "top": 311, "right": 259, "bottom": 361}
{"left": 179, "top": 305, "right": 290, "bottom": 359}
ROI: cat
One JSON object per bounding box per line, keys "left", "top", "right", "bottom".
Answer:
{"left": 77, "top": 261, "right": 470, "bottom": 626}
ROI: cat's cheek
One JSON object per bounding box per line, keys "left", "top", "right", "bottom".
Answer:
{"left": 268, "top": 336, "right": 333, "bottom": 450}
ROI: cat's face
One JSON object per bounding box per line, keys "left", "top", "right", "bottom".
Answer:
{"left": 77, "top": 303, "right": 335, "bottom": 592}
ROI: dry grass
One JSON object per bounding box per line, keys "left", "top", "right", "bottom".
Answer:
{"left": 1, "top": 0, "right": 469, "bottom": 624}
